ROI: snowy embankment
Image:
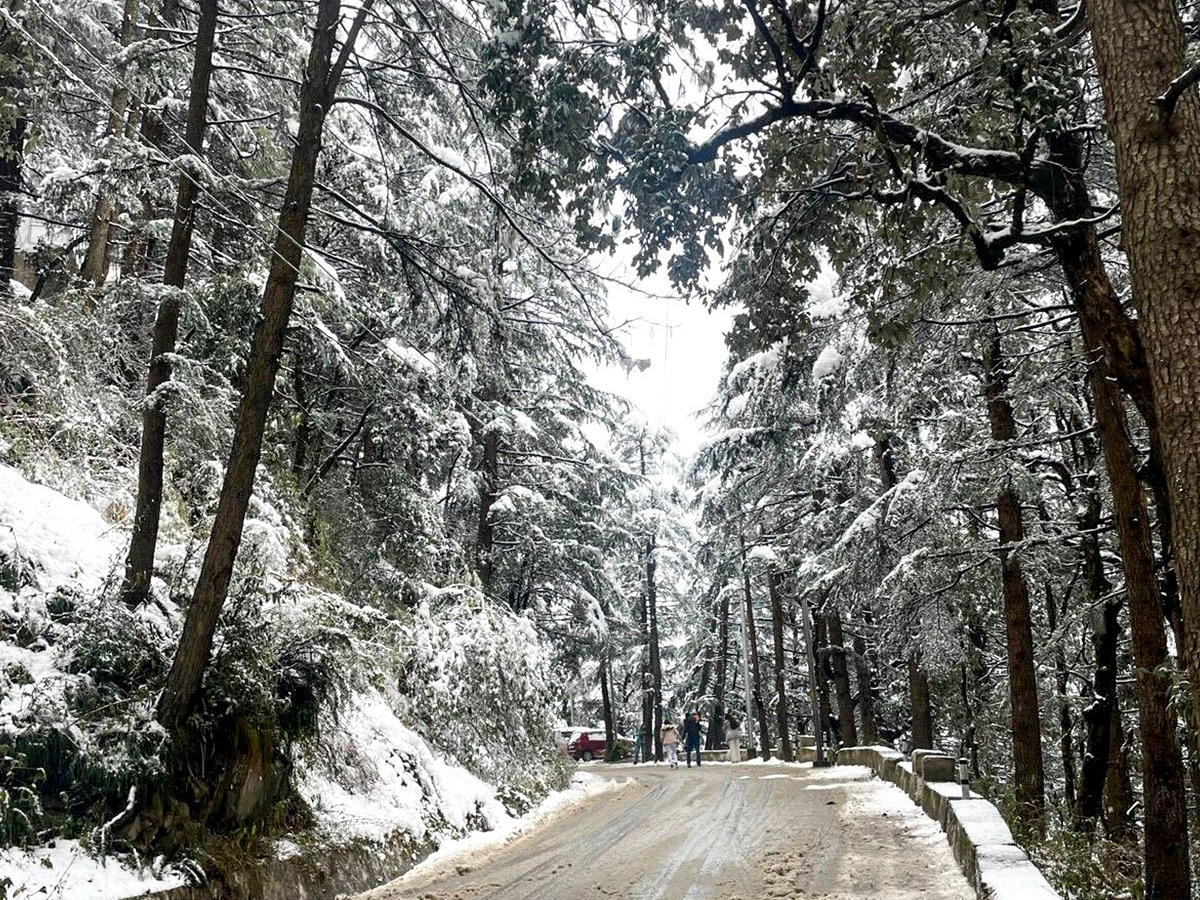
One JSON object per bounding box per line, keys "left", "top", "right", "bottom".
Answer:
{"left": 0, "top": 464, "right": 574, "bottom": 899}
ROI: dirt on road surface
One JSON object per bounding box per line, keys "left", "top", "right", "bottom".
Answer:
{"left": 358, "top": 762, "right": 975, "bottom": 900}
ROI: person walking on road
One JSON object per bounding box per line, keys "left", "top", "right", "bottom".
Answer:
{"left": 661, "top": 720, "right": 680, "bottom": 768}
{"left": 633, "top": 725, "right": 647, "bottom": 764}
{"left": 724, "top": 715, "right": 743, "bottom": 764}
{"left": 684, "top": 711, "right": 704, "bottom": 768}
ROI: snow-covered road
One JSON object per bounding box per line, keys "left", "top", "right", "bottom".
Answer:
{"left": 358, "top": 762, "right": 975, "bottom": 900}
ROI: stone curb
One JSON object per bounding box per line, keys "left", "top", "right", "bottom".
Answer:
{"left": 838, "top": 746, "right": 1061, "bottom": 900}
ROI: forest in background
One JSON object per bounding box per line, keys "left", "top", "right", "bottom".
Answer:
{"left": 5, "top": 0, "right": 1200, "bottom": 899}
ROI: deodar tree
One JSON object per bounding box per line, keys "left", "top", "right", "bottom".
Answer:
{"left": 485, "top": 0, "right": 1195, "bottom": 892}
{"left": 155, "top": 0, "right": 374, "bottom": 727}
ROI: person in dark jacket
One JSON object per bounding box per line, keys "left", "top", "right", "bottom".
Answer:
{"left": 683, "top": 712, "right": 704, "bottom": 767}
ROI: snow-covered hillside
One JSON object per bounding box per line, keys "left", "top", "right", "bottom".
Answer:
{"left": 0, "top": 464, "right": 570, "bottom": 898}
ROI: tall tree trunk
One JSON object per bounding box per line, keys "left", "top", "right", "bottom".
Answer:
{"left": 1044, "top": 583, "right": 1076, "bottom": 810}
{"left": 739, "top": 531, "right": 770, "bottom": 759}
{"left": 1086, "top": 6, "right": 1200, "bottom": 873}
{"left": 647, "top": 532, "right": 663, "bottom": 761}
{"left": 120, "top": 109, "right": 164, "bottom": 278}
{"left": 708, "top": 581, "right": 730, "bottom": 751}
{"left": 476, "top": 427, "right": 498, "bottom": 593}
{"left": 1072, "top": 477, "right": 1116, "bottom": 824}
{"left": 0, "top": 0, "right": 25, "bottom": 302}
{"left": 600, "top": 651, "right": 616, "bottom": 762}
{"left": 908, "top": 650, "right": 933, "bottom": 750}
{"left": 637, "top": 568, "right": 653, "bottom": 761}
{"left": 291, "top": 351, "right": 312, "bottom": 479}
{"left": 1077, "top": 595, "right": 1119, "bottom": 823}
{"left": 984, "top": 333, "right": 1045, "bottom": 818}
{"left": 80, "top": 0, "right": 142, "bottom": 287}
{"left": 0, "top": 115, "right": 24, "bottom": 300}
{"left": 119, "top": 0, "right": 219, "bottom": 608}
{"left": 1087, "top": 340, "right": 1191, "bottom": 896}
{"left": 1105, "top": 695, "right": 1136, "bottom": 844}
{"left": 852, "top": 630, "right": 877, "bottom": 744}
{"left": 826, "top": 606, "right": 857, "bottom": 748}
{"left": 694, "top": 581, "right": 718, "bottom": 746}
{"left": 1049, "top": 125, "right": 1191, "bottom": 867}
{"left": 816, "top": 614, "right": 834, "bottom": 752}
{"left": 960, "top": 613, "right": 987, "bottom": 776}
{"left": 0, "top": 0, "right": 25, "bottom": 300}
{"left": 156, "top": 0, "right": 371, "bottom": 727}
{"left": 767, "top": 570, "right": 793, "bottom": 761}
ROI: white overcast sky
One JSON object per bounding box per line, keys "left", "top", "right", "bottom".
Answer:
{"left": 588, "top": 264, "right": 734, "bottom": 458}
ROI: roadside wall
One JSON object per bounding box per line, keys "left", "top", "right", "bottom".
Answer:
{"left": 838, "top": 746, "right": 1062, "bottom": 900}
{"left": 146, "top": 832, "right": 435, "bottom": 900}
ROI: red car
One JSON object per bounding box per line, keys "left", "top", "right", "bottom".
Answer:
{"left": 566, "top": 730, "right": 608, "bottom": 761}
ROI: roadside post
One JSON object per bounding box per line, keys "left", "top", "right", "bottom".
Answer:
{"left": 958, "top": 757, "right": 970, "bottom": 799}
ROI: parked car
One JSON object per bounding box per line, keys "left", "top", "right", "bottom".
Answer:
{"left": 567, "top": 729, "right": 607, "bottom": 761}
{"left": 561, "top": 728, "right": 634, "bottom": 761}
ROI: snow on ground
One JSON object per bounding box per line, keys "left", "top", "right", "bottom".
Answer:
{"left": 0, "top": 840, "right": 186, "bottom": 899}
{"left": 842, "top": 765, "right": 965, "bottom": 859}
{"left": 0, "top": 464, "right": 124, "bottom": 734}
{"left": 367, "top": 763, "right": 974, "bottom": 900}
{"left": 295, "top": 689, "right": 512, "bottom": 844}
{"left": 0, "top": 465, "right": 187, "bottom": 899}
{"left": 0, "top": 464, "right": 122, "bottom": 595}
{"left": 358, "top": 770, "right": 624, "bottom": 897}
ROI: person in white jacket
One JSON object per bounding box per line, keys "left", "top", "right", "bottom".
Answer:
{"left": 661, "top": 721, "right": 680, "bottom": 768}
{"left": 724, "top": 716, "right": 743, "bottom": 763}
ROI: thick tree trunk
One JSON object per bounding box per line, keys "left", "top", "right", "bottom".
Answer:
{"left": 907, "top": 651, "right": 933, "bottom": 750}
{"left": 1086, "top": 7, "right": 1200, "bottom": 880}
{"left": 826, "top": 607, "right": 857, "bottom": 748}
{"left": 984, "top": 334, "right": 1045, "bottom": 817}
{"left": 120, "top": 0, "right": 219, "bottom": 608}
{"left": 1047, "top": 123, "right": 1191, "bottom": 870}
{"left": 156, "top": 0, "right": 366, "bottom": 727}
{"left": 739, "top": 532, "right": 770, "bottom": 759}
{"left": 1086, "top": 340, "right": 1191, "bottom": 896}
{"left": 695, "top": 601, "right": 715, "bottom": 709}
{"left": 767, "top": 570, "right": 793, "bottom": 761}
{"left": 694, "top": 581, "right": 718, "bottom": 749}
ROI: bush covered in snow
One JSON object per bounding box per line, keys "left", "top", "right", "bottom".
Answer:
{"left": 394, "top": 590, "right": 569, "bottom": 811}
{"left": 0, "top": 456, "right": 568, "bottom": 873}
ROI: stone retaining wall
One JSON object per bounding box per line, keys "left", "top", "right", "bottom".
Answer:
{"left": 838, "top": 746, "right": 1061, "bottom": 900}
{"left": 145, "top": 831, "right": 435, "bottom": 900}
{"left": 698, "top": 736, "right": 818, "bottom": 764}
